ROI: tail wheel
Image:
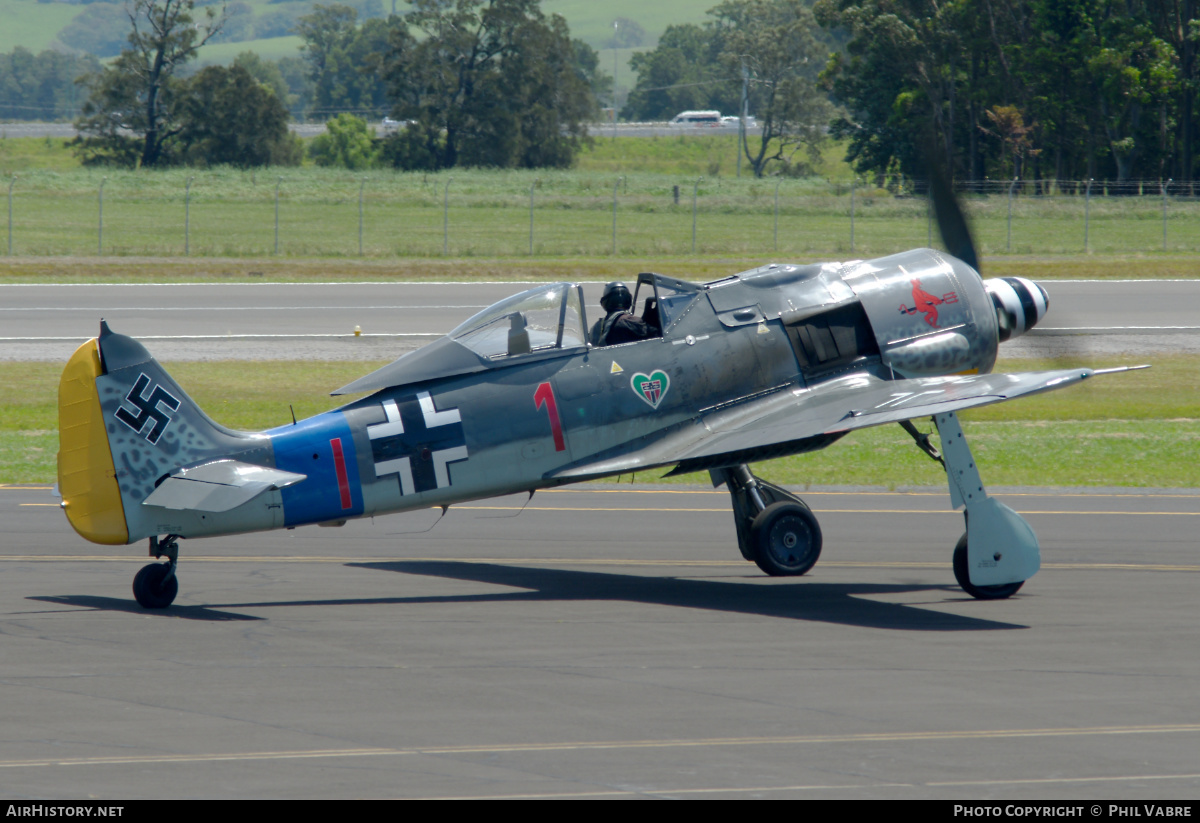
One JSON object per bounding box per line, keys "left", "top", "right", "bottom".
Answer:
{"left": 133, "top": 562, "right": 178, "bottom": 609}
{"left": 750, "top": 501, "right": 822, "bottom": 577}
{"left": 952, "top": 533, "right": 1023, "bottom": 600}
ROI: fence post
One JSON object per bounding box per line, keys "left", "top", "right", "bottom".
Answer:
{"left": 774, "top": 177, "right": 782, "bottom": 252}
{"left": 274, "top": 177, "right": 282, "bottom": 255}
{"left": 612, "top": 176, "right": 623, "bottom": 255}
{"left": 1162, "top": 178, "right": 1172, "bottom": 251}
{"left": 185, "top": 176, "right": 193, "bottom": 256}
{"left": 443, "top": 177, "right": 453, "bottom": 255}
{"left": 6, "top": 174, "right": 14, "bottom": 256}
{"left": 98, "top": 177, "right": 107, "bottom": 256}
{"left": 692, "top": 177, "right": 703, "bottom": 254}
{"left": 1006, "top": 177, "right": 1017, "bottom": 252}
{"left": 1084, "top": 178, "right": 1093, "bottom": 252}
{"left": 359, "top": 179, "right": 365, "bottom": 257}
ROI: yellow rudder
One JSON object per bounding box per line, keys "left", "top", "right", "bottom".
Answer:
{"left": 57, "top": 339, "right": 128, "bottom": 545}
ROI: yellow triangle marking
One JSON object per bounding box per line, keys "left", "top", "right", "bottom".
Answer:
{"left": 610, "top": 361, "right": 623, "bottom": 374}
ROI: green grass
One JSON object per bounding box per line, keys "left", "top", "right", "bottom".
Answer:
{"left": 0, "top": 135, "right": 83, "bottom": 172}
{"left": 0, "top": 0, "right": 706, "bottom": 68}
{"left": 2, "top": 162, "right": 1198, "bottom": 262}
{"left": 5, "top": 355, "right": 1197, "bottom": 487}
{"left": 0, "top": 0, "right": 705, "bottom": 61}
{"left": 196, "top": 35, "right": 305, "bottom": 66}
{"left": 0, "top": 0, "right": 84, "bottom": 55}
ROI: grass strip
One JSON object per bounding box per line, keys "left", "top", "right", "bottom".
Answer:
{"left": 3, "top": 355, "right": 1194, "bottom": 488}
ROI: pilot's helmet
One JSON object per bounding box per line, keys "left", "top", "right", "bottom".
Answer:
{"left": 600, "top": 281, "right": 632, "bottom": 313}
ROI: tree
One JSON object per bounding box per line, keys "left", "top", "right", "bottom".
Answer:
{"left": 309, "top": 113, "right": 378, "bottom": 168}
{"left": 178, "top": 64, "right": 302, "bottom": 167}
{"left": 295, "top": 4, "right": 395, "bottom": 120}
{"left": 382, "top": 0, "right": 597, "bottom": 170}
{"left": 0, "top": 48, "right": 100, "bottom": 121}
{"left": 610, "top": 17, "right": 647, "bottom": 49}
{"left": 713, "top": 0, "right": 835, "bottom": 177}
{"left": 622, "top": 1, "right": 834, "bottom": 177}
{"left": 815, "top": 0, "right": 971, "bottom": 181}
{"left": 622, "top": 23, "right": 733, "bottom": 120}
{"left": 816, "top": 0, "right": 1187, "bottom": 185}
{"left": 73, "top": 0, "right": 227, "bottom": 167}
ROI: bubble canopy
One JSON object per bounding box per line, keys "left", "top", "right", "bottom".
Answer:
{"left": 450, "top": 283, "right": 588, "bottom": 359}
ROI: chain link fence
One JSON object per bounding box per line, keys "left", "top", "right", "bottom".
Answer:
{"left": 5, "top": 169, "right": 1199, "bottom": 259}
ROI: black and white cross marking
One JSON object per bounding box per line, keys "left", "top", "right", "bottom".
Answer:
{"left": 115, "top": 373, "right": 181, "bottom": 445}
{"left": 367, "top": 391, "right": 468, "bottom": 496}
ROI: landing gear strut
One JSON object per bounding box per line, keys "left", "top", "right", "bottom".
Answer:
{"left": 715, "top": 465, "right": 822, "bottom": 577}
{"left": 924, "top": 412, "right": 1040, "bottom": 599}
{"left": 133, "top": 534, "right": 180, "bottom": 609}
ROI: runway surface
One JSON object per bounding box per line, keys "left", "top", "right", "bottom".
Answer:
{"left": 2, "top": 279, "right": 1198, "bottom": 361}
{"left": 3, "top": 483, "right": 1199, "bottom": 799}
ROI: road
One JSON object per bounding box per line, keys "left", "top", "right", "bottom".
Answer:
{"left": 3, "top": 483, "right": 1198, "bottom": 799}
{"left": 0, "top": 122, "right": 757, "bottom": 140}
{"left": 2, "top": 279, "right": 1197, "bottom": 361}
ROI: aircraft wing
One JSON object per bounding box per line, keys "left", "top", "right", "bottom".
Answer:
{"left": 142, "top": 459, "right": 306, "bottom": 513}
{"left": 549, "top": 368, "right": 1103, "bottom": 480}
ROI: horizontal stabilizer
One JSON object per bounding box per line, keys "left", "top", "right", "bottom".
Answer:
{"left": 142, "top": 460, "right": 306, "bottom": 513}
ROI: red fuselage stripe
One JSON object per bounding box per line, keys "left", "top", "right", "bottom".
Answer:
{"left": 330, "top": 437, "right": 352, "bottom": 510}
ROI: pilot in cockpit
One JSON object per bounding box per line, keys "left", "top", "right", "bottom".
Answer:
{"left": 589, "top": 281, "right": 661, "bottom": 346}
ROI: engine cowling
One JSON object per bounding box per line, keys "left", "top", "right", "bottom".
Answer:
{"left": 840, "top": 249, "right": 999, "bottom": 377}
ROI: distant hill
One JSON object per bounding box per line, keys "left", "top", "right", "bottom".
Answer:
{"left": 0, "top": 0, "right": 714, "bottom": 63}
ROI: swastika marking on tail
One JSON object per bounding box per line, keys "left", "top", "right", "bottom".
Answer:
{"left": 115, "top": 373, "right": 180, "bottom": 445}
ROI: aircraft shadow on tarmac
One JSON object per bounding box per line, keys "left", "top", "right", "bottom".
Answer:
{"left": 27, "top": 595, "right": 264, "bottom": 622}
{"left": 346, "top": 561, "right": 1028, "bottom": 632}
{"left": 27, "top": 562, "right": 1028, "bottom": 630}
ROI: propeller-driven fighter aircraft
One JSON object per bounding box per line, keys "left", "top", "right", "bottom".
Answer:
{"left": 56, "top": 197, "right": 1138, "bottom": 609}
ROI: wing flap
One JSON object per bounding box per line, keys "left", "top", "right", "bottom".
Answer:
{"left": 549, "top": 368, "right": 1098, "bottom": 480}
{"left": 142, "top": 459, "right": 306, "bottom": 513}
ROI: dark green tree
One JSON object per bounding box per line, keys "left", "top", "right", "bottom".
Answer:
{"left": 622, "top": 23, "right": 732, "bottom": 120}
{"left": 817, "top": 0, "right": 1187, "bottom": 184}
{"left": 0, "top": 48, "right": 100, "bottom": 120}
{"left": 382, "top": 0, "right": 597, "bottom": 170}
{"left": 177, "top": 64, "right": 302, "bottom": 167}
{"left": 73, "top": 0, "right": 227, "bottom": 167}
{"left": 295, "top": 4, "right": 395, "bottom": 119}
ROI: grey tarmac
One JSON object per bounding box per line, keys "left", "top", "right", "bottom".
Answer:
{"left": 2, "top": 483, "right": 1198, "bottom": 799}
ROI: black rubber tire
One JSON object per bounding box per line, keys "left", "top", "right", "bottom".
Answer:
{"left": 132, "top": 563, "right": 178, "bottom": 609}
{"left": 749, "top": 501, "right": 822, "bottom": 576}
{"left": 952, "top": 533, "right": 1023, "bottom": 600}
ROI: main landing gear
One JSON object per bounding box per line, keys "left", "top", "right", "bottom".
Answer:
{"left": 715, "top": 465, "right": 822, "bottom": 577}
{"left": 132, "top": 534, "right": 180, "bottom": 609}
{"left": 716, "top": 411, "right": 1041, "bottom": 600}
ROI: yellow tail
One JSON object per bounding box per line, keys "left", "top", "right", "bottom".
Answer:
{"left": 57, "top": 338, "right": 128, "bottom": 545}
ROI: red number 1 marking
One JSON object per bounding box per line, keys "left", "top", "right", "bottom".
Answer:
{"left": 534, "top": 382, "right": 566, "bottom": 452}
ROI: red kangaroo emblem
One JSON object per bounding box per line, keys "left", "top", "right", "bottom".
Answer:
{"left": 909, "top": 279, "right": 945, "bottom": 328}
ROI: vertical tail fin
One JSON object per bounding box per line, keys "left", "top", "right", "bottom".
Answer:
{"left": 58, "top": 322, "right": 265, "bottom": 545}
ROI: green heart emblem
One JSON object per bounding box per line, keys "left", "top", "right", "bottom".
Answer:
{"left": 631, "top": 370, "right": 670, "bottom": 409}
